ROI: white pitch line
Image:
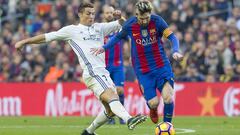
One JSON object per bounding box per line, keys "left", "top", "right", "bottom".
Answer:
{"left": 175, "top": 128, "right": 196, "bottom": 134}
{"left": 0, "top": 125, "right": 196, "bottom": 134}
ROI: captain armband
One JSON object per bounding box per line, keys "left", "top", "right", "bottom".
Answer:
{"left": 163, "top": 28, "right": 173, "bottom": 38}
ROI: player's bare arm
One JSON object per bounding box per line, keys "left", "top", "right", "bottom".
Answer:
{"left": 15, "top": 34, "right": 46, "bottom": 52}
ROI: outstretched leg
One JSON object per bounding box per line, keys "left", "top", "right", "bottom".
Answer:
{"left": 101, "top": 89, "right": 147, "bottom": 130}
{"left": 85, "top": 101, "right": 113, "bottom": 134}
{"left": 107, "top": 86, "right": 125, "bottom": 125}
{"left": 101, "top": 89, "right": 131, "bottom": 123}
{"left": 83, "top": 89, "right": 147, "bottom": 134}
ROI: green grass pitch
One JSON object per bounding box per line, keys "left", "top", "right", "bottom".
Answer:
{"left": 0, "top": 116, "right": 239, "bottom": 135}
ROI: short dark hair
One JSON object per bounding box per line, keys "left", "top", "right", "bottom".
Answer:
{"left": 135, "top": 0, "right": 153, "bottom": 15}
{"left": 78, "top": 2, "right": 94, "bottom": 13}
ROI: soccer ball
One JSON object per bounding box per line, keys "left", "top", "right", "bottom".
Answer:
{"left": 155, "top": 122, "right": 175, "bottom": 135}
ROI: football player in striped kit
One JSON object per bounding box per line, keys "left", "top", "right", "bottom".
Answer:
{"left": 91, "top": 0, "right": 183, "bottom": 125}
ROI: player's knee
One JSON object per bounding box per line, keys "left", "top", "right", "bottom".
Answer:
{"left": 163, "top": 94, "right": 173, "bottom": 104}
{"left": 148, "top": 97, "right": 159, "bottom": 109}
{"left": 100, "top": 89, "right": 119, "bottom": 102}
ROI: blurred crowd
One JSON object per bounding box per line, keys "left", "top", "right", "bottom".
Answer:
{"left": 0, "top": 0, "right": 240, "bottom": 83}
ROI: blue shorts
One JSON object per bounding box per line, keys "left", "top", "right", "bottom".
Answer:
{"left": 136, "top": 66, "right": 174, "bottom": 101}
{"left": 106, "top": 67, "right": 124, "bottom": 87}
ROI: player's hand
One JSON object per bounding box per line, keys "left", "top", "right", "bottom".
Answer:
{"left": 90, "top": 47, "right": 105, "bottom": 56}
{"left": 114, "top": 10, "right": 126, "bottom": 25}
{"left": 15, "top": 41, "right": 25, "bottom": 54}
{"left": 113, "top": 10, "right": 122, "bottom": 19}
{"left": 172, "top": 52, "right": 183, "bottom": 62}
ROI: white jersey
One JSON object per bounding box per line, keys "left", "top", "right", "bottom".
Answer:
{"left": 45, "top": 21, "right": 121, "bottom": 76}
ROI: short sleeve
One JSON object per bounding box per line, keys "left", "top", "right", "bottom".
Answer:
{"left": 155, "top": 16, "right": 173, "bottom": 38}
{"left": 45, "top": 26, "right": 72, "bottom": 42}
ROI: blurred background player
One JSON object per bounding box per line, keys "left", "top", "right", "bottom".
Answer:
{"left": 102, "top": 4, "right": 126, "bottom": 125}
{"left": 14, "top": 2, "right": 147, "bottom": 135}
{"left": 91, "top": 0, "right": 183, "bottom": 124}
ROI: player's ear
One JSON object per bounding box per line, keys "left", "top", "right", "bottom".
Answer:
{"left": 135, "top": 12, "right": 138, "bottom": 16}
{"left": 135, "top": 8, "right": 141, "bottom": 17}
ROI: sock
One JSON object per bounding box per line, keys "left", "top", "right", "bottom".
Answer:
{"left": 119, "top": 93, "right": 124, "bottom": 106}
{"left": 109, "top": 99, "right": 132, "bottom": 123}
{"left": 163, "top": 102, "right": 174, "bottom": 122}
{"left": 86, "top": 111, "right": 109, "bottom": 133}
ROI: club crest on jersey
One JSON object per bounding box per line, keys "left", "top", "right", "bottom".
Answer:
{"left": 141, "top": 30, "right": 148, "bottom": 37}
{"left": 150, "top": 29, "right": 156, "bottom": 35}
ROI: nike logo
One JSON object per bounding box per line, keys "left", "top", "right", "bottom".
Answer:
{"left": 133, "top": 33, "right": 140, "bottom": 36}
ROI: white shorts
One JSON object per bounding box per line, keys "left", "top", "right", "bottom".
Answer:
{"left": 83, "top": 71, "right": 117, "bottom": 99}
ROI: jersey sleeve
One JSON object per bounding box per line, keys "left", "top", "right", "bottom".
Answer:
{"left": 103, "top": 26, "right": 128, "bottom": 50}
{"left": 116, "top": 26, "right": 128, "bottom": 39}
{"left": 99, "top": 21, "right": 122, "bottom": 36}
{"left": 45, "top": 26, "right": 71, "bottom": 42}
{"left": 156, "top": 16, "right": 173, "bottom": 38}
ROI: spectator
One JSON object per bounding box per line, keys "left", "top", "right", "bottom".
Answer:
{"left": 216, "top": 41, "right": 233, "bottom": 67}
{"left": 0, "top": 0, "right": 240, "bottom": 82}
{"left": 219, "top": 65, "right": 239, "bottom": 82}
{"left": 179, "top": 64, "right": 205, "bottom": 82}
{"left": 205, "top": 73, "right": 217, "bottom": 82}
{"left": 44, "top": 66, "right": 64, "bottom": 83}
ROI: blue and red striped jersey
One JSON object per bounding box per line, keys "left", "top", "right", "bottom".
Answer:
{"left": 104, "top": 32, "right": 123, "bottom": 68}
{"left": 103, "top": 15, "right": 179, "bottom": 74}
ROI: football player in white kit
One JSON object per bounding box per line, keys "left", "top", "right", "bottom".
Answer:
{"left": 15, "top": 2, "right": 147, "bottom": 135}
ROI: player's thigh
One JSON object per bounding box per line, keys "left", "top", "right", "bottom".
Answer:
{"left": 157, "top": 78, "right": 174, "bottom": 103}
{"left": 156, "top": 67, "right": 174, "bottom": 93}
{"left": 156, "top": 68, "right": 174, "bottom": 103}
{"left": 161, "top": 80, "right": 174, "bottom": 96}
{"left": 137, "top": 73, "right": 157, "bottom": 102}
{"left": 83, "top": 74, "right": 117, "bottom": 100}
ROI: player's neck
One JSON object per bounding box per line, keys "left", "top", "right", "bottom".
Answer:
{"left": 79, "top": 22, "right": 91, "bottom": 27}
{"left": 79, "top": 20, "right": 92, "bottom": 27}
